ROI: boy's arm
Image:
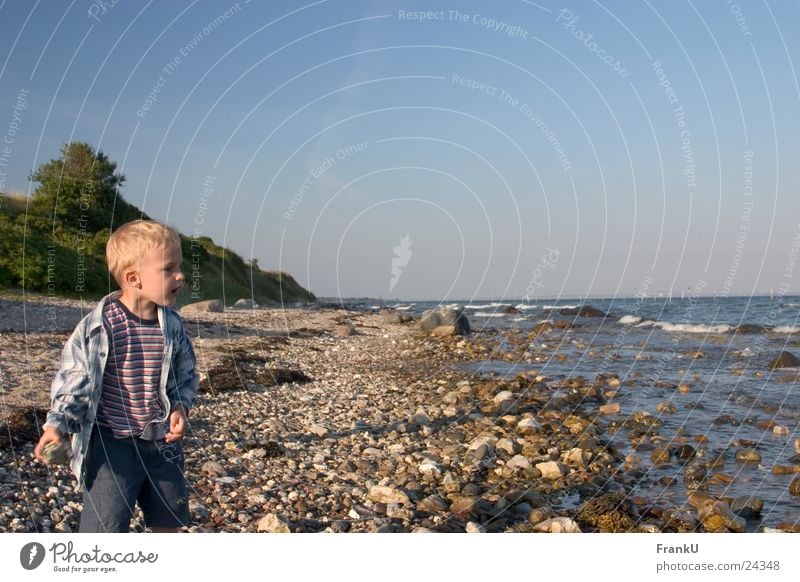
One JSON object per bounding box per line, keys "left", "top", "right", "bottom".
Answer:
{"left": 168, "top": 317, "right": 199, "bottom": 414}
{"left": 45, "top": 324, "right": 93, "bottom": 435}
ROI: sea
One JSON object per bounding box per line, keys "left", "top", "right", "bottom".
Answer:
{"left": 338, "top": 294, "right": 800, "bottom": 529}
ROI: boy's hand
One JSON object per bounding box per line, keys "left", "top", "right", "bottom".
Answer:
{"left": 165, "top": 405, "right": 188, "bottom": 443}
{"left": 34, "top": 426, "right": 65, "bottom": 464}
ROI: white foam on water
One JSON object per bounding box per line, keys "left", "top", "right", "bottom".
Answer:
{"left": 773, "top": 326, "right": 800, "bottom": 334}
{"left": 463, "top": 305, "right": 487, "bottom": 310}
{"left": 489, "top": 302, "right": 512, "bottom": 308}
{"left": 474, "top": 312, "right": 506, "bottom": 318}
{"left": 619, "top": 315, "right": 643, "bottom": 325}
{"left": 653, "top": 322, "right": 734, "bottom": 334}
{"left": 541, "top": 304, "right": 580, "bottom": 310}
{"left": 515, "top": 303, "right": 539, "bottom": 310}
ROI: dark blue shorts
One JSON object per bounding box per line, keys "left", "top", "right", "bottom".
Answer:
{"left": 79, "top": 424, "right": 189, "bottom": 533}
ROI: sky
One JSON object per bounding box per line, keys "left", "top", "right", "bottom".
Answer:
{"left": 1, "top": 0, "right": 799, "bottom": 301}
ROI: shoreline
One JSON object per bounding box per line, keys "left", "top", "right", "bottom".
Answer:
{"left": 0, "top": 293, "right": 797, "bottom": 532}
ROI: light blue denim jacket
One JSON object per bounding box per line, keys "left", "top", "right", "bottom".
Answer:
{"left": 45, "top": 291, "right": 199, "bottom": 487}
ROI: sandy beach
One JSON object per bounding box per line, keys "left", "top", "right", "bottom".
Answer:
{"left": 1, "top": 293, "right": 798, "bottom": 533}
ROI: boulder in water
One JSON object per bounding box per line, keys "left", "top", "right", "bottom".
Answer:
{"left": 768, "top": 351, "right": 800, "bottom": 369}
{"left": 419, "top": 306, "right": 470, "bottom": 335}
{"left": 560, "top": 305, "right": 607, "bottom": 318}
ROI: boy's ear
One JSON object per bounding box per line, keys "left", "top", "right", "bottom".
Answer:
{"left": 123, "top": 268, "right": 141, "bottom": 288}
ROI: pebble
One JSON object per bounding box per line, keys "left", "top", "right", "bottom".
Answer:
{"left": 532, "top": 517, "right": 581, "bottom": 533}
{"left": 735, "top": 448, "right": 761, "bottom": 464}
{"left": 257, "top": 513, "right": 291, "bottom": 533}
{"left": 599, "top": 403, "right": 620, "bottom": 415}
{"left": 3, "top": 298, "right": 797, "bottom": 533}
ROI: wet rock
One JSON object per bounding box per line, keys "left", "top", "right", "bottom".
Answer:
{"left": 559, "top": 305, "right": 606, "bottom": 318}
{"left": 673, "top": 444, "right": 696, "bottom": 461}
{"left": 768, "top": 351, "right": 800, "bottom": 369}
{"left": 697, "top": 500, "right": 746, "bottom": 533}
{"left": 662, "top": 508, "right": 698, "bottom": 532}
{"left": 790, "top": 477, "right": 800, "bottom": 496}
{"left": 683, "top": 462, "right": 708, "bottom": 487}
{"left": 656, "top": 401, "right": 677, "bottom": 414}
{"left": 599, "top": 403, "right": 620, "bottom": 415}
{"left": 575, "top": 491, "right": 638, "bottom": 532}
{"left": 233, "top": 299, "right": 256, "bottom": 309}
{"left": 735, "top": 448, "right": 761, "bottom": 464}
{"left": 650, "top": 448, "right": 671, "bottom": 465}
{"left": 730, "top": 496, "right": 763, "bottom": 518}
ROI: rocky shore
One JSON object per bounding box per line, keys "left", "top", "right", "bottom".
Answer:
{"left": 1, "top": 294, "right": 798, "bottom": 533}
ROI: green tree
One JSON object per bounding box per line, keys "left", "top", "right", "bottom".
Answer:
{"left": 29, "top": 142, "right": 145, "bottom": 232}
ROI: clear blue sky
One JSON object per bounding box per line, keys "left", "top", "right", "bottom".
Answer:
{"left": 1, "top": 0, "right": 799, "bottom": 300}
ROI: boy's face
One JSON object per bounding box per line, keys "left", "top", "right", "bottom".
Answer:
{"left": 132, "top": 243, "right": 184, "bottom": 308}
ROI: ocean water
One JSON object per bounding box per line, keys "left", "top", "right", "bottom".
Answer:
{"left": 354, "top": 295, "right": 800, "bottom": 529}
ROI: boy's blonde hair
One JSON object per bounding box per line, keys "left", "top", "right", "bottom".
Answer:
{"left": 106, "top": 220, "right": 181, "bottom": 286}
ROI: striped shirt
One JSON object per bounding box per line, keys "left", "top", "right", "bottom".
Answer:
{"left": 96, "top": 299, "right": 167, "bottom": 439}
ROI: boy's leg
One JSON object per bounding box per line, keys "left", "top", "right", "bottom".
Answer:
{"left": 137, "top": 438, "right": 189, "bottom": 531}
{"left": 80, "top": 427, "right": 145, "bottom": 533}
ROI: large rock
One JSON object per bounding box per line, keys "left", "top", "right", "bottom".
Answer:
{"left": 180, "top": 299, "right": 223, "bottom": 315}
{"left": 768, "top": 351, "right": 800, "bottom": 369}
{"left": 379, "top": 309, "right": 413, "bottom": 324}
{"left": 575, "top": 491, "right": 638, "bottom": 532}
{"left": 535, "top": 461, "right": 567, "bottom": 480}
{"left": 531, "top": 517, "right": 582, "bottom": 533}
{"left": 697, "top": 500, "right": 746, "bottom": 532}
{"left": 559, "top": 305, "right": 607, "bottom": 318}
{"left": 257, "top": 513, "right": 292, "bottom": 533}
{"left": 419, "top": 306, "right": 470, "bottom": 335}
{"left": 367, "top": 485, "right": 410, "bottom": 505}
{"left": 233, "top": 298, "right": 256, "bottom": 309}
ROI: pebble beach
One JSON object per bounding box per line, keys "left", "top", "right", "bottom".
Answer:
{"left": 1, "top": 293, "right": 798, "bottom": 533}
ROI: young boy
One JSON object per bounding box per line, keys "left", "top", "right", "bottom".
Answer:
{"left": 34, "top": 219, "right": 199, "bottom": 533}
